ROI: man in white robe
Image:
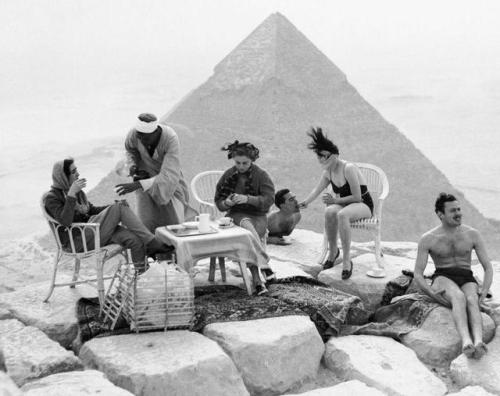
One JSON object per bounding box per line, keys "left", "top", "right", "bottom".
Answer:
{"left": 116, "top": 113, "right": 196, "bottom": 231}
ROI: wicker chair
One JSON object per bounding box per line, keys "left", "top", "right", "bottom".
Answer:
{"left": 190, "top": 171, "right": 227, "bottom": 281}
{"left": 41, "top": 194, "right": 130, "bottom": 305}
{"left": 318, "top": 163, "right": 390, "bottom": 277}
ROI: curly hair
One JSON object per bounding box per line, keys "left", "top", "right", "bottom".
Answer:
{"left": 221, "top": 140, "right": 260, "bottom": 161}
{"left": 435, "top": 192, "right": 457, "bottom": 214}
{"left": 306, "top": 127, "right": 339, "bottom": 155}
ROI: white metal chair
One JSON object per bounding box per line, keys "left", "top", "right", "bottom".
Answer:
{"left": 190, "top": 171, "right": 227, "bottom": 281}
{"left": 318, "top": 163, "right": 390, "bottom": 278}
{"left": 41, "top": 194, "right": 130, "bottom": 305}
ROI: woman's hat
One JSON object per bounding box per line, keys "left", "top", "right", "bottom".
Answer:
{"left": 135, "top": 113, "right": 159, "bottom": 133}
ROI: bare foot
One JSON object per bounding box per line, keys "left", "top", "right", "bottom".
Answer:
{"left": 473, "top": 342, "right": 488, "bottom": 359}
{"left": 462, "top": 343, "right": 475, "bottom": 358}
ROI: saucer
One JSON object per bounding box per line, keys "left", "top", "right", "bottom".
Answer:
{"left": 218, "top": 223, "right": 234, "bottom": 229}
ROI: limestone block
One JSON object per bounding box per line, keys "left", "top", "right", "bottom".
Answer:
{"left": 0, "top": 371, "right": 22, "bottom": 396}
{"left": 447, "top": 385, "right": 496, "bottom": 396}
{"left": 0, "top": 279, "right": 98, "bottom": 348}
{"left": 318, "top": 253, "right": 428, "bottom": 311}
{"left": 266, "top": 229, "right": 324, "bottom": 277}
{"left": 0, "top": 319, "right": 82, "bottom": 386}
{"left": 450, "top": 332, "right": 500, "bottom": 394}
{"left": 0, "top": 308, "right": 13, "bottom": 320}
{"left": 324, "top": 335, "right": 447, "bottom": 396}
{"left": 79, "top": 331, "right": 249, "bottom": 396}
{"left": 401, "top": 307, "right": 495, "bottom": 366}
{"left": 21, "top": 370, "right": 134, "bottom": 396}
{"left": 282, "top": 380, "right": 386, "bottom": 395}
{"left": 268, "top": 258, "right": 312, "bottom": 279}
{"left": 203, "top": 315, "right": 324, "bottom": 395}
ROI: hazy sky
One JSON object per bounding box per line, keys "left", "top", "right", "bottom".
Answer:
{"left": 2, "top": 0, "right": 499, "bottom": 103}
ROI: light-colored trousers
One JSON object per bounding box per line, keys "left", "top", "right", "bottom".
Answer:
{"left": 86, "top": 202, "right": 154, "bottom": 265}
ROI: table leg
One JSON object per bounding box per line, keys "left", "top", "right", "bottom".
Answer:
{"left": 238, "top": 261, "right": 253, "bottom": 295}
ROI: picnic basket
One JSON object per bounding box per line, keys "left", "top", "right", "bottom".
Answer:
{"left": 102, "top": 257, "right": 194, "bottom": 332}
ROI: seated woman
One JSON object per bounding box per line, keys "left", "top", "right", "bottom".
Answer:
{"left": 44, "top": 158, "right": 172, "bottom": 271}
{"left": 214, "top": 141, "right": 275, "bottom": 295}
{"left": 299, "top": 128, "right": 374, "bottom": 280}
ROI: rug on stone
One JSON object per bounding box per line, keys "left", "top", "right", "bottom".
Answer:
{"left": 340, "top": 271, "right": 440, "bottom": 338}
{"left": 75, "top": 277, "right": 372, "bottom": 344}
{"left": 265, "top": 276, "right": 371, "bottom": 340}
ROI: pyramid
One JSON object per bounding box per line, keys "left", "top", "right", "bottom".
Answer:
{"left": 157, "top": 12, "right": 494, "bottom": 243}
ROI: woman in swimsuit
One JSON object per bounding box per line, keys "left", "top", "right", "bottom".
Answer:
{"left": 299, "top": 127, "right": 374, "bottom": 280}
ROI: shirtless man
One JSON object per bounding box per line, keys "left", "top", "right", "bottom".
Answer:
{"left": 414, "top": 193, "right": 493, "bottom": 359}
{"left": 267, "top": 189, "right": 301, "bottom": 245}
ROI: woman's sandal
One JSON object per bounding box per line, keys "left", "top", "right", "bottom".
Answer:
{"left": 342, "top": 260, "right": 353, "bottom": 280}
{"left": 323, "top": 248, "right": 340, "bottom": 270}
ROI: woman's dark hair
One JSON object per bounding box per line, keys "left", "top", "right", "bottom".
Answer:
{"left": 435, "top": 193, "right": 457, "bottom": 214}
{"left": 63, "top": 158, "right": 75, "bottom": 178}
{"left": 221, "top": 140, "right": 260, "bottom": 161}
{"left": 306, "top": 127, "right": 339, "bottom": 155}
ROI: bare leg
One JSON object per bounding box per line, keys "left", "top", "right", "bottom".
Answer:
{"left": 337, "top": 203, "right": 371, "bottom": 271}
{"left": 324, "top": 205, "right": 342, "bottom": 260}
{"left": 432, "top": 277, "right": 473, "bottom": 355}
{"left": 461, "top": 282, "right": 486, "bottom": 358}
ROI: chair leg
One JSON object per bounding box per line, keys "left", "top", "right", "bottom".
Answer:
{"left": 44, "top": 251, "right": 61, "bottom": 303}
{"left": 208, "top": 257, "right": 216, "bottom": 282}
{"left": 367, "top": 227, "right": 386, "bottom": 278}
{"left": 238, "top": 261, "right": 253, "bottom": 295}
{"left": 70, "top": 258, "right": 81, "bottom": 288}
{"left": 219, "top": 257, "right": 226, "bottom": 282}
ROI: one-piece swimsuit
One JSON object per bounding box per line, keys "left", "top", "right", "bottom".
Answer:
{"left": 329, "top": 165, "right": 374, "bottom": 214}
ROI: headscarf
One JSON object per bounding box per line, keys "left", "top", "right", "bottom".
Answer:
{"left": 51, "top": 160, "right": 90, "bottom": 215}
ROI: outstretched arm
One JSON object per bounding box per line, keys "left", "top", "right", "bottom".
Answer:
{"left": 299, "top": 172, "right": 330, "bottom": 208}
{"left": 473, "top": 230, "right": 494, "bottom": 304}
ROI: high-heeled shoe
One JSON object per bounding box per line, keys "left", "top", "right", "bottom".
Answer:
{"left": 323, "top": 248, "right": 340, "bottom": 270}
{"left": 342, "top": 260, "right": 353, "bottom": 280}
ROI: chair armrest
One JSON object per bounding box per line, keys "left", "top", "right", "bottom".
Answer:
{"left": 56, "top": 222, "right": 101, "bottom": 253}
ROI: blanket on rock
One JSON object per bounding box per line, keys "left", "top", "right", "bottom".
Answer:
{"left": 75, "top": 276, "right": 371, "bottom": 344}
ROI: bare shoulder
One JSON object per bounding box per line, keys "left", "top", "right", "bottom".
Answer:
{"left": 419, "top": 226, "right": 441, "bottom": 247}
{"left": 461, "top": 224, "right": 482, "bottom": 240}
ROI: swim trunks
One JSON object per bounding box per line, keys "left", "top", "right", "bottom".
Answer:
{"left": 431, "top": 267, "right": 477, "bottom": 287}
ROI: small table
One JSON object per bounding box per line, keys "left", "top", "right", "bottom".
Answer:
{"left": 155, "top": 223, "right": 269, "bottom": 295}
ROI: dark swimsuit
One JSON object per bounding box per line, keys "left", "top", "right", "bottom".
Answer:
{"left": 431, "top": 267, "right": 477, "bottom": 287}
{"left": 330, "top": 166, "right": 374, "bottom": 214}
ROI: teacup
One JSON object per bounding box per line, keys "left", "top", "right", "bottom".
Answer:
{"left": 219, "top": 217, "right": 233, "bottom": 226}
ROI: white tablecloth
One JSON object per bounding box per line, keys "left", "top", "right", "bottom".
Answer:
{"left": 155, "top": 224, "right": 269, "bottom": 272}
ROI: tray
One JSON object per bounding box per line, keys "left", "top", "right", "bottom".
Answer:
{"left": 166, "top": 225, "right": 219, "bottom": 237}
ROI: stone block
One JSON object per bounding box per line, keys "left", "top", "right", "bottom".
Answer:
{"left": 0, "top": 319, "right": 82, "bottom": 386}
{"left": 79, "top": 331, "right": 249, "bottom": 396}
{"left": 447, "top": 385, "right": 496, "bottom": 396}
{"left": 324, "top": 335, "right": 447, "bottom": 396}
{"left": 0, "top": 371, "right": 22, "bottom": 396}
{"left": 21, "top": 370, "right": 134, "bottom": 396}
{"left": 0, "top": 308, "right": 13, "bottom": 320}
{"left": 266, "top": 229, "right": 325, "bottom": 277}
{"left": 318, "top": 253, "right": 426, "bottom": 311}
{"left": 401, "top": 307, "right": 495, "bottom": 366}
{"left": 450, "top": 332, "right": 500, "bottom": 394}
{"left": 204, "top": 315, "right": 324, "bottom": 395}
{"left": 0, "top": 279, "right": 98, "bottom": 348}
{"left": 282, "top": 379, "right": 385, "bottom": 395}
